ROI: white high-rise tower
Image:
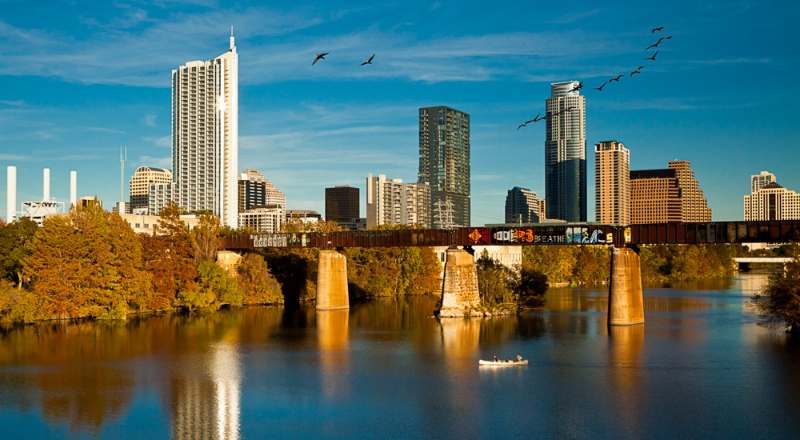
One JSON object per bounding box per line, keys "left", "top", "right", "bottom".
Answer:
{"left": 168, "top": 29, "right": 239, "bottom": 226}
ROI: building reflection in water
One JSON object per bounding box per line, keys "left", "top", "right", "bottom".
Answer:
{"left": 317, "top": 309, "right": 350, "bottom": 400}
{"left": 607, "top": 325, "right": 645, "bottom": 438}
{"left": 171, "top": 339, "right": 242, "bottom": 440}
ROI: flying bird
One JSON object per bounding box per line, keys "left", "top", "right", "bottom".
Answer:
{"left": 644, "top": 50, "right": 659, "bottom": 61}
{"left": 532, "top": 113, "right": 543, "bottom": 122}
{"left": 630, "top": 66, "right": 644, "bottom": 77}
{"left": 360, "top": 54, "right": 375, "bottom": 66}
{"left": 517, "top": 121, "right": 528, "bottom": 130}
{"left": 569, "top": 81, "right": 584, "bottom": 93}
{"left": 662, "top": 35, "right": 673, "bottom": 40}
{"left": 592, "top": 81, "right": 608, "bottom": 91}
{"left": 312, "top": 53, "right": 328, "bottom": 65}
{"left": 646, "top": 41, "right": 662, "bottom": 50}
{"left": 652, "top": 27, "right": 664, "bottom": 33}
{"left": 609, "top": 74, "right": 624, "bottom": 82}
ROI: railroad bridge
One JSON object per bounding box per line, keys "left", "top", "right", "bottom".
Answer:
{"left": 220, "top": 220, "right": 800, "bottom": 324}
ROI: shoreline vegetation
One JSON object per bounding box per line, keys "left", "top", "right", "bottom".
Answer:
{"left": 0, "top": 202, "right": 779, "bottom": 324}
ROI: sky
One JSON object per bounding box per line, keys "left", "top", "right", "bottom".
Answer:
{"left": 1, "top": 0, "right": 798, "bottom": 225}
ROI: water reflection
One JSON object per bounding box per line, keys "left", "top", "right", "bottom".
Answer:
{"left": 607, "top": 325, "right": 645, "bottom": 438}
{"left": 317, "top": 309, "right": 350, "bottom": 400}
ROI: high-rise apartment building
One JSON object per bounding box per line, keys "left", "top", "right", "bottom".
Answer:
{"left": 366, "top": 174, "right": 431, "bottom": 228}
{"left": 504, "top": 187, "right": 545, "bottom": 224}
{"left": 152, "top": 31, "right": 238, "bottom": 225}
{"left": 750, "top": 171, "right": 777, "bottom": 193}
{"left": 744, "top": 171, "right": 800, "bottom": 220}
{"left": 238, "top": 169, "right": 286, "bottom": 212}
{"left": 418, "top": 106, "right": 470, "bottom": 228}
{"left": 594, "top": 140, "right": 630, "bottom": 225}
{"left": 630, "top": 160, "right": 711, "bottom": 224}
{"left": 130, "top": 166, "right": 172, "bottom": 213}
{"left": 545, "top": 81, "right": 587, "bottom": 222}
{"left": 325, "top": 186, "right": 360, "bottom": 223}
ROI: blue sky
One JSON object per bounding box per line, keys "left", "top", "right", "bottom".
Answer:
{"left": 1, "top": 0, "right": 798, "bottom": 224}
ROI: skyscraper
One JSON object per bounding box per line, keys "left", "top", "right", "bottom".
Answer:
{"left": 418, "top": 106, "right": 470, "bottom": 228}
{"left": 504, "top": 187, "right": 544, "bottom": 224}
{"left": 167, "top": 30, "right": 238, "bottom": 226}
{"left": 237, "top": 169, "right": 286, "bottom": 212}
{"left": 594, "top": 140, "right": 630, "bottom": 225}
{"left": 744, "top": 173, "right": 800, "bottom": 221}
{"left": 545, "top": 82, "right": 586, "bottom": 222}
{"left": 325, "top": 186, "right": 360, "bottom": 223}
{"left": 629, "top": 160, "right": 711, "bottom": 224}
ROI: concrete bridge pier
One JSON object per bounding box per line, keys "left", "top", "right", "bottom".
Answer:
{"left": 608, "top": 247, "right": 645, "bottom": 326}
{"left": 316, "top": 249, "right": 350, "bottom": 310}
{"left": 437, "top": 248, "right": 482, "bottom": 318}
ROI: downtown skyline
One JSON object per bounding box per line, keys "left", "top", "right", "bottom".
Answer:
{"left": 0, "top": 0, "right": 798, "bottom": 225}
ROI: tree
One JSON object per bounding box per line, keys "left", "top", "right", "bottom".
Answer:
{"left": 142, "top": 202, "right": 197, "bottom": 309}
{"left": 192, "top": 213, "right": 221, "bottom": 265}
{"left": 0, "top": 217, "right": 39, "bottom": 287}
{"left": 752, "top": 246, "right": 800, "bottom": 333}
{"left": 236, "top": 252, "right": 283, "bottom": 305}
{"left": 177, "top": 260, "right": 240, "bottom": 311}
{"left": 476, "top": 251, "right": 515, "bottom": 307}
{"left": 514, "top": 264, "right": 548, "bottom": 308}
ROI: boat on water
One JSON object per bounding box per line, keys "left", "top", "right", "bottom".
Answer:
{"left": 479, "top": 359, "right": 528, "bottom": 366}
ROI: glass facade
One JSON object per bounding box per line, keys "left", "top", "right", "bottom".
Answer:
{"left": 545, "top": 82, "right": 587, "bottom": 222}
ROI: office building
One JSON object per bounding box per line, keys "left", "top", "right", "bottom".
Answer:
{"left": 325, "top": 186, "right": 360, "bottom": 223}
{"left": 238, "top": 205, "right": 284, "bottom": 233}
{"left": 504, "top": 187, "right": 545, "bottom": 224}
{"left": 545, "top": 81, "right": 587, "bottom": 222}
{"left": 130, "top": 166, "right": 172, "bottom": 214}
{"left": 744, "top": 172, "right": 800, "bottom": 220}
{"left": 366, "top": 174, "right": 431, "bottom": 228}
{"left": 418, "top": 106, "right": 470, "bottom": 228}
{"left": 238, "top": 169, "right": 286, "bottom": 212}
{"left": 151, "top": 31, "right": 238, "bottom": 225}
{"left": 594, "top": 140, "right": 630, "bottom": 225}
{"left": 630, "top": 160, "right": 711, "bottom": 224}
{"left": 286, "top": 210, "right": 321, "bottom": 225}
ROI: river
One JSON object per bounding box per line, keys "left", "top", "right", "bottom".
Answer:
{"left": 0, "top": 273, "right": 798, "bottom": 439}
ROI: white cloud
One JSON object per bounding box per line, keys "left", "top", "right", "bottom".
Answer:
{"left": 144, "top": 114, "right": 158, "bottom": 127}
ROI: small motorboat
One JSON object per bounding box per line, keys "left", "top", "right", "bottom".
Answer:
{"left": 479, "top": 359, "right": 528, "bottom": 366}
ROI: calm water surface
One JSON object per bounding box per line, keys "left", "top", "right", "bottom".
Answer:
{"left": 1, "top": 274, "right": 798, "bottom": 439}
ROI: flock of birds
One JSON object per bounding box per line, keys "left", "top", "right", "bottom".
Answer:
{"left": 517, "top": 26, "right": 674, "bottom": 130}
{"left": 312, "top": 52, "right": 375, "bottom": 66}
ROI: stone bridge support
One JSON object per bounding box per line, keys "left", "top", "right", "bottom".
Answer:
{"left": 438, "top": 248, "right": 482, "bottom": 318}
{"left": 317, "top": 249, "right": 349, "bottom": 310}
{"left": 608, "top": 247, "right": 645, "bottom": 326}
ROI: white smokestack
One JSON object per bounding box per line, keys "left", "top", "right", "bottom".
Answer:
{"left": 70, "top": 171, "right": 77, "bottom": 208}
{"left": 6, "top": 166, "right": 16, "bottom": 223}
{"left": 43, "top": 168, "right": 50, "bottom": 201}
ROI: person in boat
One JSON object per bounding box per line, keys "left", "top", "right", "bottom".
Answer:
{"left": 507, "top": 357, "right": 512, "bottom": 362}
{"left": 516, "top": 354, "right": 522, "bottom": 362}
{"left": 493, "top": 355, "right": 499, "bottom": 362}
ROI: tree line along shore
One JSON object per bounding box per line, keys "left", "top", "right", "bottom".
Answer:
{"left": 0, "top": 202, "right": 771, "bottom": 324}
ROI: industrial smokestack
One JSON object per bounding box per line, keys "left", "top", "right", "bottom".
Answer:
{"left": 6, "top": 166, "right": 16, "bottom": 223}
{"left": 70, "top": 171, "right": 77, "bottom": 208}
{"left": 43, "top": 168, "right": 50, "bottom": 201}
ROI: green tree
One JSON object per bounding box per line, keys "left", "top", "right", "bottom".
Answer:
{"left": 752, "top": 246, "right": 800, "bottom": 333}
{"left": 514, "top": 264, "right": 548, "bottom": 308}
{"left": 236, "top": 252, "right": 283, "bottom": 305}
{"left": 178, "top": 260, "right": 240, "bottom": 311}
{"left": 0, "top": 217, "right": 39, "bottom": 287}
{"left": 476, "top": 251, "right": 515, "bottom": 307}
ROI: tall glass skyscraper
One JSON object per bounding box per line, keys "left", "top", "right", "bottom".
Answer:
{"left": 418, "top": 106, "right": 470, "bottom": 228}
{"left": 169, "top": 31, "right": 239, "bottom": 227}
{"left": 545, "top": 81, "right": 586, "bottom": 222}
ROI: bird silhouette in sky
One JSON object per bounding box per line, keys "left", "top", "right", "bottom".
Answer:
{"left": 592, "top": 81, "right": 608, "bottom": 91}
{"left": 312, "top": 53, "right": 328, "bottom": 65}
{"left": 644, "top": 51, "right": 659, "bottom": 61}
{"left": 569, "top": 81, "right": 584, "bottom": 93}
{"left": 517, "top": 121, "right": 528, "bottom": 130}
{"left": 532, "top": 113, "right": 545, "bottom": 122}
{"left": 630, "top": 66, "right": 645, "bottom": 77}
{"left": 662, "top": 35, "right": 673, "bottom": 41}
{"left": 360, "top": 54, "right": 375, "bottom": 66}
{"left": 646, "top": 41, "right": 662, "bottom": 50}
{"left": 609, "top": 74, "right": 624, "bottom": 82}
{"left": 652, "top": 27, "right": 664, "bottom": 33}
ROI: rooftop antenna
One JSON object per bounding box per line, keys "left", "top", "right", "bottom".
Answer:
{"left": 120, "top": 146, "right": 126, "bottom": 204}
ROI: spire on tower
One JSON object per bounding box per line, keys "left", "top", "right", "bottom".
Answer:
{"left": 229, "top": 26, "right": 235, "bottom": 50}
